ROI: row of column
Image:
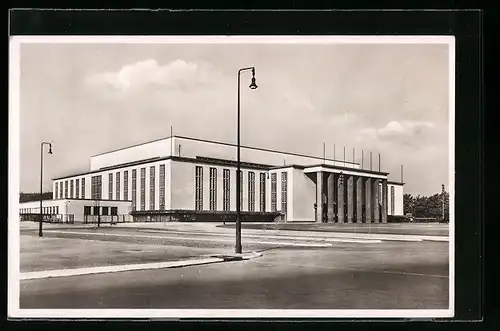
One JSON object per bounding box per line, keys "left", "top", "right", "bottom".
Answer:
{"left": 316, "top": 171, "right": 388, "bottom": 223}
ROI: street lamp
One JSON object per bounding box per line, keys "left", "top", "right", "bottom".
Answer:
{"left": 39, "top": 142, "right": 53, "bottom": 237}
{"left": 236, "top": 67, "right": 258, "bottom": 254}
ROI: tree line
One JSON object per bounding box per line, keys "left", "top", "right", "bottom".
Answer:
{"left": 403, "top": 189, "right": 449, "bottom": 221}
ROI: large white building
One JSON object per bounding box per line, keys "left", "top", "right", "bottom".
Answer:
{"left": 20, "top": 135, "right": 404, "bottom": 223}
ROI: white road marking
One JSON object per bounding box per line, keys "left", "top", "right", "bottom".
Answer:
{"left": 42, "top": 230, "right": 334, "bottom": 247}
{"left": 252, "top": 260, "right": 449, "bottom": 279}
{"left": 137, "top": 229, "right": 382, "bottom": 244}
{"left": 21, "top": 257, "right": 224, "bottom": 280}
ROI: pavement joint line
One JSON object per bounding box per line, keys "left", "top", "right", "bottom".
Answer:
{"left": 20, "top": 257, "right": 226, "bottom": 280}
{"left": 252, "top": 260, "right": 449, "bottom": 279}
{"left": 135, "top": 229, "right": 382, "bottom": 244}
{"left": 41, "top": 230, "right": 334, "bottom": 247}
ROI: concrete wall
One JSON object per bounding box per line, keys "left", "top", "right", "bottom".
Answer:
{"left": 292, "top": 169, "right": 316, "bottom": 222}
{"left": 388, "top": 184, "right": 404, "bottom": 216}
{"left": 90, "top": 137, "right": 173, "bottom": 171}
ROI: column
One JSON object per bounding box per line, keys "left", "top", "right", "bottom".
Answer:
{"left": 327, "top": 172, "right": 335, "bottom": 223}
{"left": 373, "top": 179, "right": 380, "bottom": 223}
{"left": 337, "top": 173, "right": 345, "bottom": 223}
{"left": 356, "top": 176, "right": 363, "bottom": 223}
{"left": 364, "top": 177, "right": 372, "bottom": 223}
{"left": 346, "top": 175, "right": 354, "bottom": 223}
{"left": 382, "top": 179, "right": 388, "bottom": 223}
{"left": 316, "top": 171, "right": 323, "bottom": 223}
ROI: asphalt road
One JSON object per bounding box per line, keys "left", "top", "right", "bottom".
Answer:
{"left": 20, "top": 236, "right": 449, "bottom": 309}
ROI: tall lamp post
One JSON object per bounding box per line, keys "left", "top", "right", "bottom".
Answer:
{"left": 39, "top": 142, "right": 53, "bottom": 237}
{"left": 236, "top": 67, "right": 258, "bottom": 254}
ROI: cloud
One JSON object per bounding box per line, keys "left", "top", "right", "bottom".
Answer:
{"left": 85, "top": 59, "right": 219, "bottom": 92}
{"left": 361, "top": 120, "right": 434, "bottom": 140}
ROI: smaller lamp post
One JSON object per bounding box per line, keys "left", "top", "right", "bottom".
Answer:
{"left": 39, "top": 142, "right": 53, "bottom": 237}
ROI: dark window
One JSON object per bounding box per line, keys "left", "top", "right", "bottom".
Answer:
{"left": 248, "top": 172, "right": 255, "bottom": 212}
{"left": 93, "top": 206, "right": 99, "bottom": 215}
{"left": 281, "top": 172, "right": 288, "bottom": 213}
{"left": 150, "top": 166, "right": 156, "bottom": 210}
{"left": 124, "top": 171, "right": 129, "bottom": 201}
{"left": 391, "top": 186, "right": 395, "bottom": 215}
{"left": 102, "top": 206, "right": 109, "bottom": 216}
{"left": 140, "top": 168, "right": 146, "bottom": 211}
{"left": 65, "top": 181, "right": 68, "bottom": 198}
{"left": 70, "top": 180, "right": 74, "bottom": 198}
{"left": 109, "top": 173, "right": 113, "bottom": 200}
{"left": 239, "top": 171, "right": 243, "bottom": 210}
{"left": 209, "top": 168, "right": 217, "bottom": 211}
{"left": 55, "top": 183, "right": 58, "bottom": 199}
{"left": 132, "top": 169, "right": 137, "bottom": 211}
{"left": 111, "top": 207, "right": 118, "bottom": 215}
{"left": 195, "top": 166, "right": 203, "bottom": 210}
{"left": 223, "top": 169, "right": 230, "bottom": 211}
{"left": 59, "top": 181, "right": 63, "bottom": 199}
{"left": 116, "top": 172, "right": 120, "bottom": 200}
{"left": 84, "top": 206, "right": 92, "bottom": 215}
{"left": 56, "top": 206, "right": 59, "bottom": 214}
{"left": 91, "top": 175, "right": 102, "bottom": 200}
{"left": 76, "top": 179, "right": 80, "bottom": 199}
{"left": 159, "top": 165, "right": 165, "bottom": 210}
{"left": 260, "top": 173, "right": 266, "bottom": 212}
{"left": 271, "top": 173, "right": 277, "bottom": 212}
{"left": 81, "top": 178, "right": 85, "bottom": 199}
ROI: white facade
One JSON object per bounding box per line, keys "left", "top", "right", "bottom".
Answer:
{"left": 46, "top": 135, "right": 405, "bottom": 222}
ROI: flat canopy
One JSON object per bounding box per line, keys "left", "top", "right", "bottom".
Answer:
{"left": 303, "top": 165, "right": 389, "bottom": 180}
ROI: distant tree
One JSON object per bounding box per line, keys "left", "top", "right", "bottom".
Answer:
{"left": 403, "top": 193, "right": 415, "bottom": 215}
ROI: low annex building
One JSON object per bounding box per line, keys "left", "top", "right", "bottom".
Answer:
{"left": 20, "top": 135, "right": 404, "bottom": 223}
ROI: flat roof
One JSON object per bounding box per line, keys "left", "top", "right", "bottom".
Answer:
{"left": 91, "top": 134, "right": 360, "bottom": 166}
{"left": 304, "top": 163, "right": 390, "bottom": 176}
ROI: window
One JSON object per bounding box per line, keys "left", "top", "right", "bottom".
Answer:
{"left": 248, "top": 172, "right": 255, "bottom": 212}
{"left": 81, "top": 178, "right": 86, "bottom": 199}
{"left": 116, "top": 172, "right": 120, "bottom": 200}
{"left": 124, "top": 171, "right": 129, "bottom": 201}
{"left": 84, "top": 206, "right": 91, "bottom": 215}
{"left": 159, "top": 165, "right": 165, "bottom": 210}
{"left": 271, "top": 173, "right": 277, "bottom": 212}
{"left": 55, "top": 183, "right": 58, "bottom": 199}
{"left": 59, "top": 182, "right": 63, "bottom": 199}
{"left": 140, "top": 168, "right": 146, "bottom": 211}
{"left": 132, "top": 169, "right": 137, "bottom": 211}
{"left": 195, "top": 166, "right": 203, "bottom": 210}
{"left": 93, "top": 206, "right": 99, "bottom": 215}
{"left": 209, "top": 168, "right": 217, "bottom": 211}
{"left": 65, "top": 181, "right": 68, "bottom": 198}
{"left": 150, "top": 166, "right": 155, "bottom": 210}
{"left": 102, "top": 206, "right": 109, "bottom": 216}
{"left": 76, "top": 179, "right": 80, "bottom": 199}
{"left": 260, "top": 173, "right": 266, "bottom": 212}
{"left": 223, "top": 169, "right": 230, "bottom": 211}
{"left": 91, "top": 175, "right": 102, "bottom": 199}
{"left": 109, "top": 173, "right": 113, "bottom": 200}
{"left": 239, "top": 171, "right": 243, "bottom": 210}
{"left": 56, "top": 206, "right": 59, "bottom": 214}
{"left": 111, "top": 207, "right": 118, "bottom": 216}
{"left": 281, "top": 172, "right": 288, "bottom": 213}
{"left": 391, "top": 186, "right": 395, "bottom": 215}
{"left": 70, "top": 180, "right": 74, "bottom": 198}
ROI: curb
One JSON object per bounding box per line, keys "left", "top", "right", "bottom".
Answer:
{"left": 210, "top": 251, "right": 263, "bottom": 261}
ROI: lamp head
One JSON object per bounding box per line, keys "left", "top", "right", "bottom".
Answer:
{"left": 48, "top": 144, "right": 53, "bottom": 155}
{"left": 249, "top": 68, "right": 258, "bottom": 89}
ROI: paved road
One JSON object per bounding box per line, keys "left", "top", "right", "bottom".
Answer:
{"left": 20, "top": 235, "right": 449, "bottom": 309}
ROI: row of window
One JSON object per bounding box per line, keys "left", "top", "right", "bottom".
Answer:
{"left": 20, "top": 206, "right": 59, "bottom": 214}
{"left": 83, "top": 206, "right": 118, "bottom": 216}
{"left": 54, "top": 165, "right": 167, "bottom": 212}
{"left": 194, "top": 167, "right": 287, "bottom": 213}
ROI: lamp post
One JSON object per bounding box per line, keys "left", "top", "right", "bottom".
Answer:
{"left": 236, "top": 67, "right": 258, "bottom": 254}
{"left": 39, "top": 142, "right": 53, "bottom": 237}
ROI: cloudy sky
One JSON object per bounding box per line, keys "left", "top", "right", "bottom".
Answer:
{"left": 17, "top": 38, "right": 451, "bottom": 196}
